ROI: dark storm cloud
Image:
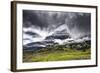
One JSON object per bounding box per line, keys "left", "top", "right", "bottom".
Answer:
{"left": 23, "top": 10, "right": 67, "bottom": 30}
{"left": 23, "top": 10, "right": 91, "bottom": 37}
{"left": 65, "top": 13, "right": 91, "bottom": 34}
{"left": 23, "top": 10, "right": 44, "bottom": 28}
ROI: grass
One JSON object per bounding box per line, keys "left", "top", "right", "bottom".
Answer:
{"left": 23, "top": 48, "right": 91, "bottom": 62}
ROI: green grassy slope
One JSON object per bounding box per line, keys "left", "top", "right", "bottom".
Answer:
{"left": 23, "top": 48, "right": 91, "bottom": 62}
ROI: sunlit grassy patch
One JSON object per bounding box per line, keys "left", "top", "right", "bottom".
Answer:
{"left": 23, "top": 48, "right": 91, "bottom": 62}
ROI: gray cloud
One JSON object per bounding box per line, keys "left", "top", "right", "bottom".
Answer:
{"left": 23, "top": 10, "right": 91, "bottom": 38}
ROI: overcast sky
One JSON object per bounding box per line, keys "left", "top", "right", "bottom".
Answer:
{"left": 23, "top": 10, "right": 91, "bottom": 39}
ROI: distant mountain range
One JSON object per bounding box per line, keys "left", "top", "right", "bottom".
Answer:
{"left": 23, "top": 26, "right": 91, "bottom": 51}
